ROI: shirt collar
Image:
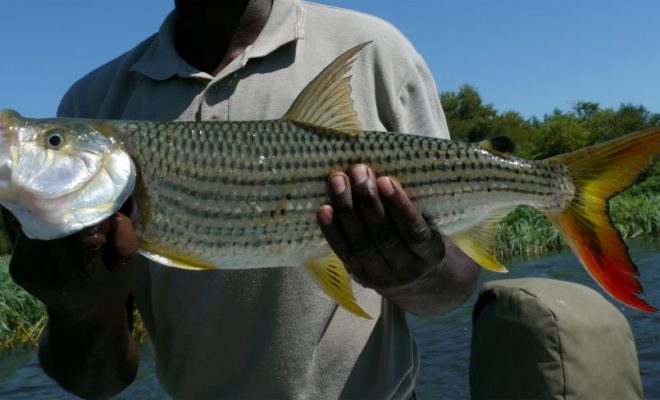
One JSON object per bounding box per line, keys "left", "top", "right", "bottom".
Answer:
{"left": 130, "top": 0, "right": 304, "bottom": 81}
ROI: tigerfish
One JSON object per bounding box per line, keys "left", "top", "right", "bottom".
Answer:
{"left": 0, "top": 43, "right": 658, "bottom": 317}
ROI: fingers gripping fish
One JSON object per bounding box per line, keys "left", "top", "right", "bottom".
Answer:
{"left": 0, "top": 43, "right": 658, "bottom": 317}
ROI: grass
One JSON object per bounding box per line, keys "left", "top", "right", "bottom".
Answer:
{"left": 0, "top": 255, "right": 46, "bottom": 349}
{"left": 496, "top": 206, "right": 562, "bottom": 258}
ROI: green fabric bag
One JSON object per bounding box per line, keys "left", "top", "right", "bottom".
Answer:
{"left": 469, "top": 278, "right": 642, "bottom": 400}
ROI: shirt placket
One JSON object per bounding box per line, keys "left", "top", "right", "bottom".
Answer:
{"left": 197, "top": 59, "right": 245, "bottom": 122}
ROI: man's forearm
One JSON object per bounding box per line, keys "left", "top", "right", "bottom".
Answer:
{"left": 379, "top": 239, "right": 480, "bottom": 317}
{"left": 39, "top": 305, "right": 138, "bottom": 399}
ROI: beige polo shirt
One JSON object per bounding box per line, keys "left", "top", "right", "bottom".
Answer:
{"left": 58, "top": 1, "right": 450, "bottom": 398}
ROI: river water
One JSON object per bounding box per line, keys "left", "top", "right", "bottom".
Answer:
{"left": 0, "top": 239, "right": 657, "bottom": 399}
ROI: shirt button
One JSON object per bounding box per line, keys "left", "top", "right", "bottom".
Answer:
{"left": 209, "top": 84, "right": 220, "bottom": 94}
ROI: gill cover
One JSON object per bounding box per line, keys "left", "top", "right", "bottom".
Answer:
{"left": 0, "top": 110, "right": 135, "bottom": 240}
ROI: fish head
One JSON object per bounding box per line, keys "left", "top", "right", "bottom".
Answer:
{"left": 0, "top": 109, "right": 135, "bottom": 240}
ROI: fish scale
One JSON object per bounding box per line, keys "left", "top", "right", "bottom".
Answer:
{"left": 108, "top": 119, "right": 570, "bottom": 269}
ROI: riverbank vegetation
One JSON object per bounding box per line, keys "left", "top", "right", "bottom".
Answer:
{"left": 0, "top": 255, "right": 45, "bottom": 349}
{"left": 0, "top": 86, "right": 657, "bottom": 349}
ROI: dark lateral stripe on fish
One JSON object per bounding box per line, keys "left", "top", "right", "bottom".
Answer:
{"left": 155, "top": 163, "right": 559, "bottom": 187}
{"left": 152, "top": 170, "right": 557, "bottom": 203}
{"left": 151, "top": 183, "right": 557, "bottom": 222}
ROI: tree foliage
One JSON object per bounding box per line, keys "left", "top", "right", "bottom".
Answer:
{"left": 440, "top": 85, "right": 660, "bottom": 160}
{"left": 441, "top": 85, "right": 497, "bottom": 143}
{"left": 531, "top": 113, "right": 589, "bottom": 159}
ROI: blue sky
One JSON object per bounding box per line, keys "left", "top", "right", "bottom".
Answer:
{"left": 1, "top": 0, "right": 659, "bottom": 119}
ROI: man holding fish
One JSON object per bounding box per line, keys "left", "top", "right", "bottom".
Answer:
{"left": 8, "top": 0, "right": 481, "bottom": 398}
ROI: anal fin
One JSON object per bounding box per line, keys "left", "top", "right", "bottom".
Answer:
{"left": 304, "top": 253, "right": 372, "bottom": 319}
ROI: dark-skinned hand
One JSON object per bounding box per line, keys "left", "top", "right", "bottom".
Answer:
{"left": 9, "top": 212, "right": 139, "bottom": 319}
{"left": 317, "top": 164, "right": 445, "bottom": 291}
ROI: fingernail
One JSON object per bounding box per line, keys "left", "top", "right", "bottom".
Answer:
{"left": 352, "top": 164, "right": 368, "bottom": 185}
{"left": 317, "top": 205, "right": 333, "bottom": 225}
{"left": 378, "top": 177, "right": 395, "bottom": 197}
{"left": 330, "top": 174, "right": 346, "bottom": 195}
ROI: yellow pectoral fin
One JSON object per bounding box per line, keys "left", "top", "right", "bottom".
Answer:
{"left": 139, "top": 241, "right": 219, "bottom": 270}
{"left": 304, "top": 253, "right": 372, "bottom": 319}
{"left": 444, "top": 207, "right": 514, "bottom": 273}
{"left": 449, "top": 230, "right": 508, "bottom": 273}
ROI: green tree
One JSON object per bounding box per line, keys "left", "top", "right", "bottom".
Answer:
{"left": 532, "top": 113, "right": 590, "bottom": 159}
{"left": 576, "top": 103, "right": 657, "bottom": 144}
{"left": 441, "top": 84, "right": 496, "bottom": 142}
{"left": 440, "top": 86, "right": 658, "bottom": 162}
{"left": 649, "top": 112, "right": 660, "bottom": 127}
{"left": 489, "top": 111, "right": 537, "bottom": 158}
{"left": 573, "top": 101, "right": 600, "bottom": 120}
{"left": 613, "top": 103, "right": 652, "bottom": 133}
{"left": 582, "top": 108, "right": 617, "bottom": 144}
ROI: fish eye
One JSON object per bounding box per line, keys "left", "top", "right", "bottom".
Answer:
{"left": 44, "top": 130, "right": 65, "bottom": 149}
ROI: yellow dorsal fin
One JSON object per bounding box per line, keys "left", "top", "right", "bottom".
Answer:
{"left": 478, "top": 136, "right": 516, "bottom": 158}
{"left": 283, "top": 42, "right": 371, "bottom": 136}
{"left": 139, "top": 241, "right": 218, "bottom": 271}
{"left": 304, "top": 253, "right": 372, "bottom": 319}
{"left": 441, "top": 207, "right": 515, "bottom": 273}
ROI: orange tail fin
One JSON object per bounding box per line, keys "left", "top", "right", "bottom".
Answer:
{"left": 545, "top": 127, "right": 659, "bottom": 312}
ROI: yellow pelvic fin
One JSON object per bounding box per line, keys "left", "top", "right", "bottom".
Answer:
{"left": 283, "top": 42, "right": 370, "bottom": 137}
{"left": 444, "top": 207, "right": 514, "bottom": 273}
{"left": 304, "top": 253, "right": 372, "bottom": 319}
{"left": 139, "top": 241, "right": 218, "bottom": 271}
{"left": 478, "top": 136, "right": 516, "bottom": 158}
{"left": 544, "top": 127, "right": 660, "bottom": 312}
